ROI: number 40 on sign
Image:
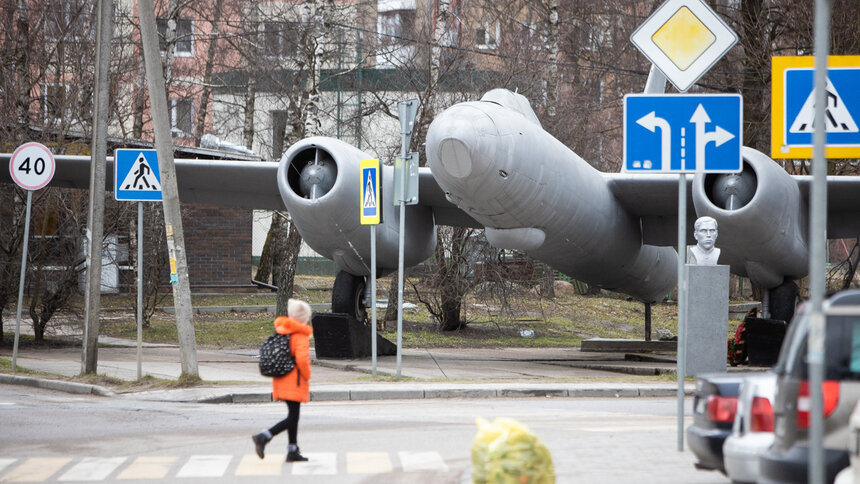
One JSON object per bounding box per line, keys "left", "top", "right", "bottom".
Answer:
{"left": 9, "top": 142, "right": 56, "bottom": 191}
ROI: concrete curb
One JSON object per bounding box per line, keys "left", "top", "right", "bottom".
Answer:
{"left": 198, "top": 385, "right": 692, "bottom": 403}
{"left": 1, "top": 371, "right": 693, "bottom": 402}
{"left": 0, "top": 373, "right": 115, "bottom": 397}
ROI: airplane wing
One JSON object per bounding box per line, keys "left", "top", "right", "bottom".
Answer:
{"left": 607, "top": 170, "right": 860, "bottom": 245}
{"left": 605, "top": 172, "right": 694, "bottom": 247}
{"left": 418, "top": 168, "right": 482, "bottom": 229}
{"left": 794, "top": 176, "right": 860, "bottom": 238}
{"left": 0, "top": 154, "right": 285, "bottom": 210}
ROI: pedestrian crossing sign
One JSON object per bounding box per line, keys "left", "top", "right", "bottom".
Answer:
{"left": 115, "top": 149, "right": 163, "bottom": 201}
{"left": 360, "top": 159, "right": 381, "bottom": 225}
{"left": 772, "top": 55, "right": 860, "bottom": 159}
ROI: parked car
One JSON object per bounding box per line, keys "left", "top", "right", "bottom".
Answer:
{"left": 687, "top": 372, "right": 745, "bottom": 473}
{"left": 759, "top": 289, "right": 860, "bottom": 484}
{"left": 723, "top": 372, "right": 777, "bottom": 483}
{"left": 833, "top": 401, "right": 860, "bottom": 484}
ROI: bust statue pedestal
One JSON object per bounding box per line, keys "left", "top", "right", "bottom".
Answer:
{"left": 684, "top": 264, "right": 730, "bottom": 376}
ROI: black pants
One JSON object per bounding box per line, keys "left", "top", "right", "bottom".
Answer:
{"left": 268, "top": 400, "right": 300, "bottom": 445}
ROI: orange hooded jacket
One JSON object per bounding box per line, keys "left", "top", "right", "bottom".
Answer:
{"left": 271, "top": 316, "right": 313, "bottom": 402}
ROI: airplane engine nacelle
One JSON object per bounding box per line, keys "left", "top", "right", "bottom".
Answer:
{"left": 692, "top": 147, "right": 808, "bottom": 288}
{"left": 277, "top": 137, "right": 436, "bottom": 276}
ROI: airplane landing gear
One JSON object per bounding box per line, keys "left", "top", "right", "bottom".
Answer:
{"left": 332, "top": 270, "right": 368, "bottom": 323}
{"left": 767, "top": 280, "right": 799, "bottom": 323}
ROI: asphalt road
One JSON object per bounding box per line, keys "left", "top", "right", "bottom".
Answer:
{"left": 0, "top": 384, "right": 731, "bottom": 483}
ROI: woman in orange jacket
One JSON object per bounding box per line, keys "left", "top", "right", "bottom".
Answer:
{"left": 252, "top": 299, "right": 314, "bottom": 462}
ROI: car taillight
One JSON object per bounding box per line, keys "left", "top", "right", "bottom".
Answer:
{"left": 750, "top": 396, "right": 774, "bottom": 432}
{"left": 797, "top": 380, "right": 840, "bottom": 428}
{"left": 706, "top": 395, "right": 738, "bottom": 423}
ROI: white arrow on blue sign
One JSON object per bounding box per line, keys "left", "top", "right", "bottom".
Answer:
{"left": 623, "top": 94, "right": 743, "bottom": 173}
{"left": 115, "top": 149, "right": 163, "bottom": 201}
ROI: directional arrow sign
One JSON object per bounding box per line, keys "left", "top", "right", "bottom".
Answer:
{"left": 623, "top": 94, "right": 742, "bottom": 173}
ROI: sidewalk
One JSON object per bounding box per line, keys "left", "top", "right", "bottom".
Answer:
{"left": 0, "top": 311, "right": 698, "bottom": 402}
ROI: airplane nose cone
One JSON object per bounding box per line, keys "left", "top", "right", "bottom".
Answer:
{"left": 427, "top": 105, "right": 497, "bottom": 182}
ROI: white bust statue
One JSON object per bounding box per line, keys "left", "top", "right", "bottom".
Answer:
{"left": 687, "top": 216, "right": 720, "bottom": 265}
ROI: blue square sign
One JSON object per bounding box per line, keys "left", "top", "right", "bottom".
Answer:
{"left": 624, "top": 94, "right": 743, "bottom": 173}
{"left": 783, "top": 68, "right": 860, "bottom": 148}
{"left": 115, "top": 149, "right": 162, "bottom": 201}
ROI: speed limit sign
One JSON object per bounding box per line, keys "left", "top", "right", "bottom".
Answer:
{"left": 10, "top": 142, "right": 56, "bottom": 190}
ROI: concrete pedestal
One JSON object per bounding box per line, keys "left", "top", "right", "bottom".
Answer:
{"left": 685, "top": 264, "right": 730, "bottom": 376}
{"left": 312, "top": 313, "right": 397, "bottom": 359}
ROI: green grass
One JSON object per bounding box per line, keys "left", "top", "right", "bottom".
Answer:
{"left": 100, "top": 316, "right": 275, "bottom": 349}
{"left": 18, "top": 273, "right": 753, "bottom": 351}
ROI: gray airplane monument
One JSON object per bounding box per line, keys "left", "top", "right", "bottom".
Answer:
{"left": 3, "top": 89, "right": 860, "bottom": 326}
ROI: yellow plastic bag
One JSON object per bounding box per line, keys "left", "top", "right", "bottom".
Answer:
{"left": 471, "top": 417, "right": 555, "bottom": 484}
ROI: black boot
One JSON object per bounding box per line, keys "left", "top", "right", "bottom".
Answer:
{"left": 251, "top": 433, "right": 270, "bottom": 459}
{"left": 286, "top": 447, "right": 309, "bottom": 462}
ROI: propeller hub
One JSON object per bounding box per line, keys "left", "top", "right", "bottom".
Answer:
{"left": 298, "top": 156, "right": 336, "bottom": 199}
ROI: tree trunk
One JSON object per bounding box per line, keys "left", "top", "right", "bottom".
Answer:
{"left": 254, "top": 212, "right": 287, "bottom": 284}
{"left": 243, "top": 75, "right": 257, "bottom": 148}
{"left": 546, "top": 0, "right": 559, "bottom": 117}
{"left": 275, "top": 220, "right": 302, "bottom": 316}
{"left": 194, "top": 0, "right": 224, "bottom": 145}
{"left": 539, "top": 262, "right": 555, "bottom": 298}
{"left": 383, "top": 273, "right": 399, "bottom": 327}
{"left": 15, "top": 0, "right": 31, "bottom": 127}
{"left": 132, "top": 55, "right": 146, "bottom": 138}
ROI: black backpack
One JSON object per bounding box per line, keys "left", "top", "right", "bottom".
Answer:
{"left": 258, "top": 333, "right": 296, "bottom": 377}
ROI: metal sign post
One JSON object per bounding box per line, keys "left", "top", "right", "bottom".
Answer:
{"left": 808, "top": 1, "right": 832, "bottom": 483}
{"left": 395, "top": 98, "right": 419, "bottom": 379}
{"left": 630, "top": 0, "right": 739, "bottom": 452}
{"left": 8, "top": 142, "right": 56, "bottom": 371}
{"left": 115, "top": 148, "right": 163, "bottom": 379}
{"left": 360, "top": 159, "right": 382, "bottom": 376}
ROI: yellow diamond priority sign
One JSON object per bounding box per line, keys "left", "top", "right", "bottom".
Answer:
{"left": 631, "top": 0, "right": 737, "bottom": 92}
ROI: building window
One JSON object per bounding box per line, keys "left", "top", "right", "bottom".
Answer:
{"left": 157, "top": 18, "right": 194, "bottom": 56}
{"left": 376, "top": 9, "right": 416, "bottom": 67}
{"left": 262, "top": 21, "right": 299, "bottom": 59}
{"left": 378, "top": 9, "right": 415, "bottom": 45}
{"left": 171, "top": 98, "right": 193, "bottom": 136}
{"left": 475, "top": 21, "right": 499, "bottom": 50}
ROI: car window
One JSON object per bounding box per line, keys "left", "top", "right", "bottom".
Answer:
{"left": 779, "top": 314, "right": 808, "bottom": 376}
{"left": 827, "top": 316, "right": 860, "bottom": 380}
{"left": 791, "top": 316, "right": 860, "bottom": 380}
{"left": 852, "top": 325, "right": 860, "bottom": 374}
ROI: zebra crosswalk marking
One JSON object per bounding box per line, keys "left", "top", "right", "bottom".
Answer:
{"left": 116, "top": 456, "right": 177, "bottom": 480}
{"left": 291, "top": 453, "right": 336, "bottom": 475}
{"left": 399, "top": 451, "right": 449, "bottom": 472}
{"left": 346, "top": 452, "right": 392, "bottom": 474}
{"left": 0, "top": 451, "right": 450, "bottom": 481}
{"left": 175, "top": 455, "right": 231, "bottom": 478}
{"left": 0, "top": 457, "right": 71, "bottom": 482}
{"left": 234, "top": 454, "right": 283, "bottom": 476}
{"left": 58, "top": 457, "right": 126, "bottom": 482}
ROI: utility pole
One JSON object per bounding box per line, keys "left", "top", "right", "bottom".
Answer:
{"left": 81, "top": 0, "right": 112, "bottom": 374}
{"left": 138, "top": 0, "right": 199, "bottom": 377}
